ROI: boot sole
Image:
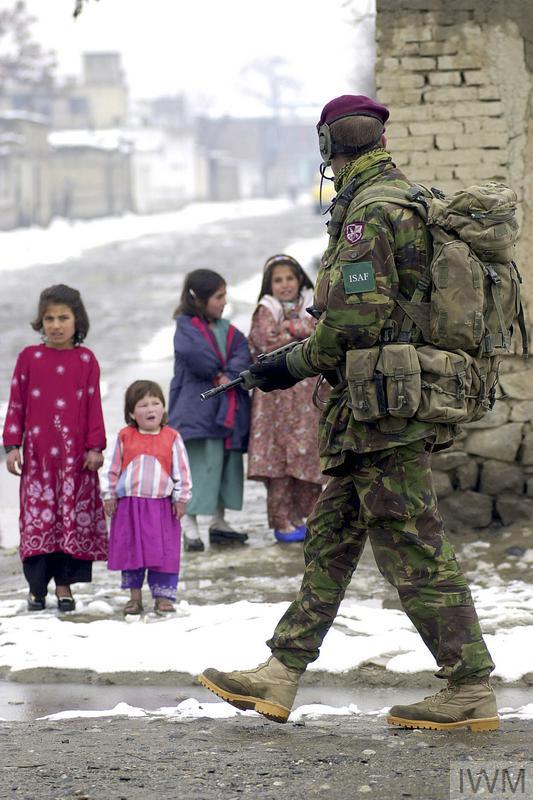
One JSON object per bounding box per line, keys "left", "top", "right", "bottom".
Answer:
{"left": 387, "top": 714, "right": 500, "bottom": 731}
{"left": 197, "top": 674, "right": 290, "bottom": 723}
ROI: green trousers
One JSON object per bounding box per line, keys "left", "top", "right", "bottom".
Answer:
{"left": 267, "top": 440, "right": 495, "bottom": 683}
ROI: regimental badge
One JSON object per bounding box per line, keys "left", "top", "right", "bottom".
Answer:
{"left": 344, "top": 222, "right": 365, "bottom": 244}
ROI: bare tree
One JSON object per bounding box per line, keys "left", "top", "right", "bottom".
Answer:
{"left": 0, "top": 1, "right": 55, "bottom": 89}
{"left": 240, "top": 57, "right": 301, "bottom": 118}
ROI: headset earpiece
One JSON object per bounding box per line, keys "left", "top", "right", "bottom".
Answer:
{"left": 318, "top": 123, "right": 333, "bottom": 164}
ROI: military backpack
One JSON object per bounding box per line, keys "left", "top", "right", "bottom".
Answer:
{"left": 343, "top": 181, "right": 528, "bottom": 425}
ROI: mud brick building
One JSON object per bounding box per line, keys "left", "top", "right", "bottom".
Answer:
{"left": 375, "top": 0, "right": 533, "bottom": 529}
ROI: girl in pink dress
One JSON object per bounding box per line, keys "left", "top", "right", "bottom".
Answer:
{"left": 101, "top": 380, "right": 192, "bottom": 616}
{"left": 247, "top": 254, "right": 325, "bottom": 543}
{"left": 2, "top": 284, "right": 107, "bottom": 612}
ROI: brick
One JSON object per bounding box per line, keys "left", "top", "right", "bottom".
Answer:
{"left": 423, "top": 86, "right": 478, "bottom": 103}
{"left": 435, "top": 166, "right": 454, "bottom": 181}
{"left": 419, "top": 40, "right": 459, "bottom": 56}
{"left": 409, "top": 151, "right": 430, "bottom": 166}
{"left": 478, "top": 85, "right": 501, "bottom": 101}
{"left": 402, "top": 25, "right": 433, "bottom": 42}
{"left": 428, "top": 71, "right": 462, "bottom": 86}
{"left": 438, "top": 54, "right": 484, "bottom": 70}
{"left": 463, "top": 117, "right": 507, "bottom": 133}
{"left": 400, "top": 56, "right": 437, "bottom": 71}
{"left": 375, "top": 56, "right": 401, "bottom": 71}
{"left": 453, "top": 101, "right": 503, "bottom": 117}
{"left": 455, "top": 132, "right": 508, "bottom": 149}
{"left": 435, "top": 135, "right": 454, "bottom": 150}
{"left": 463, "top": 70, "right": 489, "bottom": 85}
{"left": 378, "top": 88, "right": 424, "bottom": 105}
{"left": 432, "top": 23, "right": 482, "bottom": 42}
{"left": 390, "top": 135, "right": 434, "bottom": 151}
{"left": 380, "top": 73, "right": 425, "bottom": 90}
{"left": 394, "top": 152, "right": 411, "bottom": 168}
{"left": 409, "top": 120, "right": 464, "bottom": 136}
{"left": 388, "top": 105, "right": 434, "bottom": 122}
{"left": 385, "top": 122, "right": 409, "bottom": 139}
{"left": 412, "top": 167, "right": 439, "bottom": 181}
{"left": 424, "top": 11, "right": 472, "bottom": 26}
{"left": 431, "top": 148, "right": 485, "bottom": 165}
{"left": 454, "top": 164, "right": 508, "bottom": 181}
{"left": 388, "top": 0, "right": 448, "bottom": 8}
{"left": 386, "top": 42, "right": 421, "bottom": 56}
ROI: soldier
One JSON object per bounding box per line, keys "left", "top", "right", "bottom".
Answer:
{"left": 199, "top": 95, "right": 498, "bottom": 731}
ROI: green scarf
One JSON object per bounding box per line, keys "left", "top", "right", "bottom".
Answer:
{"left": 333, "top": 148, "right": 392, "bottom": 193}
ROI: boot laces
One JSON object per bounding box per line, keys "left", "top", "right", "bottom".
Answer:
{"left": 425, "top": 686, "right": 457, "bottom": 706}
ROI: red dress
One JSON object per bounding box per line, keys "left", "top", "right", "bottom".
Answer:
{"left": 2, "top": 344, "right": 108, "bottom": 561}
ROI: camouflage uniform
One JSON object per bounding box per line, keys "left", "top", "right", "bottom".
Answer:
{"left": 267, "top": 149, "right": 495, "bottom": 682}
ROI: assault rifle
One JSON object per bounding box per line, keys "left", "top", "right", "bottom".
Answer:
{"left": 200, "top": 339, "right": 308, "bottom": 401}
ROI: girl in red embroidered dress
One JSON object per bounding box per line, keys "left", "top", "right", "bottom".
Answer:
{"left": 2, "top": 285, "right": 107, "bottom": 612}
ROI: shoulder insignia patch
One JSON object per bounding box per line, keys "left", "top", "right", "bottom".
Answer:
{"left": 344, "top": 222, "right": 365, "bottom": 244}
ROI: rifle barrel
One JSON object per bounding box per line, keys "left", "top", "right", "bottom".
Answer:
{"left": 200, "top": 376, "right": 243, "bottom": 401}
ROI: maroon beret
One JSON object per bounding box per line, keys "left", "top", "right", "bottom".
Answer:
{"left": 317, "top": 95, "right": 390, "bottom": 130}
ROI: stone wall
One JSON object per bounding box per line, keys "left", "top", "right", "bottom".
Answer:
{"left": 433, "top": 358, "right": 533, "bottom": 530}
{"left": 375, "top": 0, "right": 533, "bottom": 528}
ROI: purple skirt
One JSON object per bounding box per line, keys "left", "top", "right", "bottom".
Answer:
{"left": 108, "top": 496, "right": 181, "bottom": 573}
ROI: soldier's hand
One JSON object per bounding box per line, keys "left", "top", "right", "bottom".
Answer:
{"left": 249, "top": 352, "right": 299, "bottom": 393}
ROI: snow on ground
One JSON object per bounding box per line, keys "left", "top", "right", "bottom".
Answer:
{"left": 35, "top": 699, "right": 533, "bottom": 723}
{"left": 1, "top": 581, "right": 533, "bottom": 686}
{"left": 0, "top": 197, "right": 301, "bottom": 273}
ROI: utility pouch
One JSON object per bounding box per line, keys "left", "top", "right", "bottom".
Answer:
{"left": 416, "top": 346, "right": 474, "bottom": 423}
{"left": 345, "top": 347, "right": 385, "bottom": 421}
{"left": 376, "top": 344, "right": 421, "bottom": 418}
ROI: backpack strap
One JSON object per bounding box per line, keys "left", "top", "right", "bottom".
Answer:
{"left": 348, "top": 184, "right": 433, "bottom": 343}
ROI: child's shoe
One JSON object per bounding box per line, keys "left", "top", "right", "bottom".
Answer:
{"left": 154, "top": 597, "right": 175, "bottom": 615}
{"left": 123, "top": 598, "right": 143, "bottom": 616}
{"left": 274, "top": 525, "right": 306, "bottom": 543}
{"left": 183, "top": 535, "right": 205, "bottom": 552}
{"left": 27, "top": 594, "right": 46, "bottom": 611}
{"left": 57, "top": 596, "right": 76, "bottom": 612}
{"left": 209, "top": 526, "right": 248, "bottom": 545}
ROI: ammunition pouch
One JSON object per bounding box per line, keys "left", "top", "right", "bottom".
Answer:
{"left": 345, "top": 344, "right": 499, "bottom": 424}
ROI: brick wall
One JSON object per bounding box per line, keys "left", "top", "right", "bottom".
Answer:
{"left": 376, "top": 0, "right": 533, "bottom": 319}
{"left": 375, "top": 0, "right": 533, "bottom": 529}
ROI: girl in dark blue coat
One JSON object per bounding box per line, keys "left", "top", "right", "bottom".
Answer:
{"left": 168, "top": 269, "right": 251, "bottom": 551}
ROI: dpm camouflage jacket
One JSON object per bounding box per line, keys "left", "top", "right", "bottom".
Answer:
{"left": 287, "top": 148, "right": 455, "bottom": 473}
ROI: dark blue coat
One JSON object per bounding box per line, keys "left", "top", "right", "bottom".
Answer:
{"left": 168, "top": 315, "right": 251, "bottom": 451}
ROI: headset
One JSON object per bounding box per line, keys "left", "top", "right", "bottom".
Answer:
{"left": 318, "top": 113, "right": 385, "bottom": 165}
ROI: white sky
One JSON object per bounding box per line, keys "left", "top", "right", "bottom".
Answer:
{"left": 14, "top": 0, "right": 376, "bottom": 117}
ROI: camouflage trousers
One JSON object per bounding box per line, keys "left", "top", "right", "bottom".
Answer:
{"left": 267, "top": 439, "right": 495, "bottom": 683}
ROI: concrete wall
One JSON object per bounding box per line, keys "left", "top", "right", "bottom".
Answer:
{"left": 375, "top": 0, "right": 533, "bottom": 528}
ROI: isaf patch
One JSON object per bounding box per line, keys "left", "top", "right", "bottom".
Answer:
{"left": 341, "top": 261, "right": 376, "bottom": 294}
{"left": 344, "top": 222, "right": 365, "bottom": 244}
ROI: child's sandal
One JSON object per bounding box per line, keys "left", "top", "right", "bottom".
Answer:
{"left": 123, "top": 599, "right": 143, "bottom": 616}
{"left": 154, "top": 597, "right": 175, "bottom": 615}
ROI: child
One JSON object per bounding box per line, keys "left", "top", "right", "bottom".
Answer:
{"left": 247, "top": 254, "right": 324, "bottom": 543}
{"left": 101, "top": 380, "right": 191, "bottom": 615}
{"left": 2, "top": 284, "right": 107, "bottom": 611}
{"left": 168, "top": 269, "right": 250, "bottom": 552}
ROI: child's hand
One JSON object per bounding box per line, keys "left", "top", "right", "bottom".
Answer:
{"left": 213, "top": 373, "right": 231, "bottom": 387}
{"left": 83, "top": 449, "right": 104, "bottom": 471}
{"left": 6, "top": 449, "right": 22, "bottom": 476}
{"left": 173, "top": 500, "right": 187, "bottom": 519}
{"left": 104, "top": 498, "right": 117, "bottom": 516}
